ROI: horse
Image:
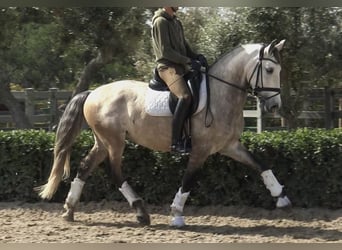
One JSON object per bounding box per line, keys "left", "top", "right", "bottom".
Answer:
{"left": 36, "top": 39, "right": 291, "bottom": 227}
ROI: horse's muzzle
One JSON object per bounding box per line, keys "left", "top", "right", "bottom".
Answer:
{"left": 260, "top": 95, "right": 282, "bottom": 113}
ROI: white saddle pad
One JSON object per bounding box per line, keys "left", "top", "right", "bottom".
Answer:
{"left": 145, "top": 74, "right": 207, "bottom": 117}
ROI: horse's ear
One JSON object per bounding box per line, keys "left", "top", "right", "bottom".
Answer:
{"left": 265, "top": 39, "right": 277, "bottom": 55}
{"left": 275, "top": 39, "right": 286, "bottom": 51}
{"left": 259, "top": 45, "right": 265, "bottom": 59}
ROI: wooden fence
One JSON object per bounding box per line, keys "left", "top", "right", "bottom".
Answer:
{"left": 0, "top": 87, "right": 341, "bottom": 132}
{"left": 0, "top": 88, "right": 71, "bottom": 130}
{"left": 245, "top": 87, "right": 342, "bottom": 131}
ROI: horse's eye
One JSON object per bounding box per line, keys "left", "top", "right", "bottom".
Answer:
{"left": 266, "top": 67, "right": 274, "bottom": 74}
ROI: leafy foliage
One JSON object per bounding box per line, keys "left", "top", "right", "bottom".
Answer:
{"left": 0, "top": 129, "right": 341, "bottom": 209}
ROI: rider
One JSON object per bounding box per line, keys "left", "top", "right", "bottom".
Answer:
{"left": 151, "top": 6, "right": 206, "bottom": 154}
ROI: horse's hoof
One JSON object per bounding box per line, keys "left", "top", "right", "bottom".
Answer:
{"left": 133, "top": 200, "right": 150, "bottom": 225}
{"left": 62, "top": 211, "right": 74, "bottom": 222}
{"left": 137, "top": 214, "right": 151, "bottom": 225}
{"left": 170, "top": 215, "right": 185, "bottom": 228}
{"left": 276, "top": 195, "right": 292, "bottom": 208}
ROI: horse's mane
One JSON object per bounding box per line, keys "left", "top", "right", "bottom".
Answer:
{"left": 209, "top": 43, "right": 281, "bottom": 69}
{"left": 209, "top": 44, "right": 255, "bottom": 69}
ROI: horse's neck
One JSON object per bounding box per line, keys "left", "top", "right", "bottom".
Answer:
{"left": 209, "top": 54, "right": 249, "bottom": 111}
{"left": 210, "top": 50, "right": 250, "bottom": 88}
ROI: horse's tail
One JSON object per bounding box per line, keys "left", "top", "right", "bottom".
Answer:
{"left": 36, "top": 90, "right": 91, "bottom": 200}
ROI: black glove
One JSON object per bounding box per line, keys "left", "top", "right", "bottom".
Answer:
{"left": 196, "top": 54, "right": 207, "bottom": 67}
{"left": 190, "top": 59, "right": 202, "bottom": 71}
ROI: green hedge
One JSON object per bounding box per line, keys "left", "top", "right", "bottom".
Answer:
{"left": 0, "top": 128, "right": 341, "bottom": 209}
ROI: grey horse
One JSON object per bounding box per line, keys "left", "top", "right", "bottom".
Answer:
{"left": 37, "top": 39, "right": 291, "bottom": 227}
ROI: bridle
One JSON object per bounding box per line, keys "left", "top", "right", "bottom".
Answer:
{"left": 248, "top": 53, "right": 281, "bottom": 101}
{"left": 201, "top": 44, "right": 281, "bottom": 127}
{"left": 205, "top": 45, "right": 281, "bottom": 101}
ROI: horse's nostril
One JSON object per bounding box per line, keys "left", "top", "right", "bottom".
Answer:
{"left": 269, "top": 102, "right": 281, "bottom": 112}
{"left": 270, "top": 105, "right": 278, "bottom": 112}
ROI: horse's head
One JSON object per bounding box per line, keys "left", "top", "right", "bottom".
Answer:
{"left": 246, "top": 39, "right": 285, "bottom": 113}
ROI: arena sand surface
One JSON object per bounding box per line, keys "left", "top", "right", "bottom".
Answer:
{"left": 0, "top": 201, "right": 341, "bottom": 243}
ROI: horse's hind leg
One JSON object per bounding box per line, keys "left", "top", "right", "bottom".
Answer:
{"left": 62, "top": 137, "right": 107, "bottom": 221}
{"left": 220, "top": 141, "right": 291, "bottom": 208}
{"left": 107, "top": 134, "right": 150, "bottom": 225}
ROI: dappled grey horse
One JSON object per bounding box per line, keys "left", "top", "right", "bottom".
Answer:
{"left": 37, "top": 40, "right": 291, "bottom": 227}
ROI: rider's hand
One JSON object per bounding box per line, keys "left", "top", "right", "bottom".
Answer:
{"left": 189, "top": 59, "right": 202, "bottom": 71}
{"left": 196, "top": 54, "right": 207, "bottom": 66}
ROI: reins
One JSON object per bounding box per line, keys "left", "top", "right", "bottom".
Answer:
{"left": 201, "top": 46, "right": 282, "bottom": 127}
{"left": 204, "top": 55, "right": 281, "bottom": 98}
{"left": 204, "top": 72, "right": 247, "bottom": 92}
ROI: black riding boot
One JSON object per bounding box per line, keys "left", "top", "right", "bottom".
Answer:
{"left": 171, "top": 97, "right": 192, "bottom": 154}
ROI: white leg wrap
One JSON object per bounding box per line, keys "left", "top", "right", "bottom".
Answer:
{"left": 65, "top": 177, "right": 85, "bottom": 207}
{"left": 261, "top": 170, "right": 283, "bottom": 197}
{"left": 119, "top": 181, "right": 141, "bottom": 207}
{"left": 170, "top": 187, "right": 190, "bottom": 215}
{"left": 170, "top": 188, "right": 190, "bottom": 227}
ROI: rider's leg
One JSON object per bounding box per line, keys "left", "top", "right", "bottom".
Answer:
{"left": 158, "top": 65, "right": 192, "bottom": 153}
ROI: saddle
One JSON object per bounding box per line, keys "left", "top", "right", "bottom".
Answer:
{"left": 149, "top": 68, "right": 202, "bottom": 116}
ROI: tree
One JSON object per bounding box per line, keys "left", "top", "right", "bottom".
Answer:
{"left": 0, "top": 7, "right": 148, "bottom": 127}
{"left": 1, "top": 7, "right": 342, "bottom": 129}
{"left": 51, "top": 7, "right": 148, "bottom": 97}
{"left": 0, "top": 8, "right": 33, "bottom": 128}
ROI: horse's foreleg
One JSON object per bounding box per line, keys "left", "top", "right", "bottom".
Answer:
{"left": 62, "top": 141, "right": 107, "bottom": 221}
{"left": 107, "top": 138, "right": 150, "bottom": 226}
{"left": 170, "top": 187, "right": 190, "bottom": 227}
{"left": 220, "top": 141, "right": 291, "bottom": 208}
{"left": 170, "top": 154, "right": 206, "bottom": 227}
